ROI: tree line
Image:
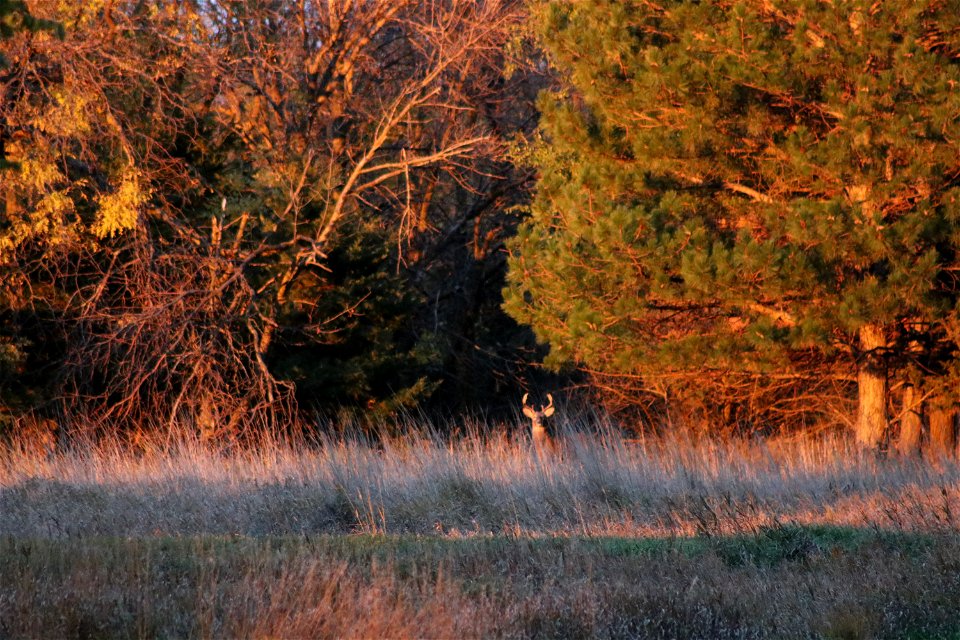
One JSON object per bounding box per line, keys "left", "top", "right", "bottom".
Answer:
{"left": 2, "top": 0, "right": 550, "bottom": 439}
{"left": 4, "top": 0, "right": 960, "bottom": 455}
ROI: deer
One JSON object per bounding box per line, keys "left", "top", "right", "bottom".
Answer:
{"left": 522, "top": 393, "right": 556, "bottom": 454}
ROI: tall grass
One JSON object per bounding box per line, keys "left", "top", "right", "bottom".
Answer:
{"left": 4, "top": 420, "right": 960, "bottom": 638}
{"left": 2, "top": 421, "right": 958, "bottom": 539}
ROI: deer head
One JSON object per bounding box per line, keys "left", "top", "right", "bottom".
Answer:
{"left": 522, "top": 393, "right": 555, "bottom": 451}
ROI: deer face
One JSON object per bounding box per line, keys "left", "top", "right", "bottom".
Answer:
{"left": 522, "top": 393, "right": 555, "bottom": 430}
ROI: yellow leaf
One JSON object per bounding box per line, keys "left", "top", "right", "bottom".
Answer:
{"left": 93, "top": 169, "right": 150, "bottom": 238}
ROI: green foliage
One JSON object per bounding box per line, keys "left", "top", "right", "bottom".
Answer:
{"left": 506, "top": 0, "right": 960, "bottom": 418}
{"left": 267, "top": 215, "right": 443, "bottom": 414}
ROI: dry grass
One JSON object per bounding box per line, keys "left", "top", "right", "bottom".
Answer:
{"left": 2, "top": 422, "right": 960, "bottom": 638}
{"left": 3, "top": 531, "right": 960, "bottom": 638}
{"left": 2, "top": 424, "right": 959, "bottom": 538}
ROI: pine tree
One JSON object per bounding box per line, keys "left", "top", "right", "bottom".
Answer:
{"left": 505, "top": 0, "right": 960, "bottom": 446}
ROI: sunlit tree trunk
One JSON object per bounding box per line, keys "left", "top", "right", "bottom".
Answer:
{"left": 897, "top": 384, "right": 922, "bottom": 457}
{"left": 856, "top": 324, "right": 888, "bottom": 450}
{"left": 929, "top": 401, "right": 957, "bottom": 458}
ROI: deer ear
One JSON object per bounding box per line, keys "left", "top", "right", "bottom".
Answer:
{"left": 523, "top": 406, "right": 537, "bottom": 419}
{"left": 542, "top": 406, "right": 555, "bottom": 417}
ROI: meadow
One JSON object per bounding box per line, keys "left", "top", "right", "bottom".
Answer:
{"left": 2, "top": 421, "right": 960, "bottom": 638}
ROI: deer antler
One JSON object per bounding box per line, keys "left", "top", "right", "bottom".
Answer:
{"left": 543, "top": 393, "right": 555, "bottom": 417}
{"left": 522, "top": 393, "right": 554, "bottom": 418}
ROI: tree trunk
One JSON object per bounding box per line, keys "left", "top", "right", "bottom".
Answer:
{"left": 929, "top": 403, "right": 957, "bottom": 458}
{"left": 855, "top": 324, "right": 888, "bottom": 449}
{"left": 897, "top": 384, "right": 922, "bottom": 457}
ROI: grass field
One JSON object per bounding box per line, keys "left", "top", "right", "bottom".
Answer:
{"left": 3, "top": 424, "right": 960, "bottom": 638}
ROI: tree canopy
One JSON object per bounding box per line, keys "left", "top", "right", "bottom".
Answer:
{"left": 505, "top": 0, "right": 960, "bottom": 446}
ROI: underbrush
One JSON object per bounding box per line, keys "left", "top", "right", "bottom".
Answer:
{"left": 2, "top": 425, "right": 960, "bottom": 638}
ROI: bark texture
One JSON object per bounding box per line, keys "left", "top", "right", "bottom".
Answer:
{"left": 897, "top": 384, "right": 923, "bottom": 457}
{"left": 855, "top": 324, "right": 888, "bottom": 449}
{"left": 929, "top": 403, "right": 957, "bottom": 458}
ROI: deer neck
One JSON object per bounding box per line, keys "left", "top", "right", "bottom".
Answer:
{"left": 531, "top": 421, "right": 548, "bottom": 441}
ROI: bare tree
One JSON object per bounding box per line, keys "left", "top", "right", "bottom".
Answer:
{"left": 2, "top": 0, "right": 539, "bottom": 437}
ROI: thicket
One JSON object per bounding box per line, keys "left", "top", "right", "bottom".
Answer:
{"left": 1, "top": 0, "right": 549, "bottom": 437}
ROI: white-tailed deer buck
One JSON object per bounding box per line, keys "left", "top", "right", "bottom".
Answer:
{"left": 522, "top": 393, "right": 555, "bottom": 453}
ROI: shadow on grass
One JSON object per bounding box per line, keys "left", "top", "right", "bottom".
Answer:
{"left": 2, "top": 525, "right": 958, "bottom": 639}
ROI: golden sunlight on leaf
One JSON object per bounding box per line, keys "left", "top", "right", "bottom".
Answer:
{"left": 52, "top": 0, "right": 107, "bottom": 29}
{"left": 0, "top": 189, "right": 78, "bottom": 260}
{"left": 18, "top": 156, "right": 63, "bottom": 191}
{"left": 0, "top": 149, "right": 79, "bottom": 261}
{"left": 32, "top": 87, "right": 92, "bottom": 137}
{"left": 93, "top": 169, "right": 149, "bottom": 238}
{"left": 32, "top": 191, "right": 73, "bottom": 233}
